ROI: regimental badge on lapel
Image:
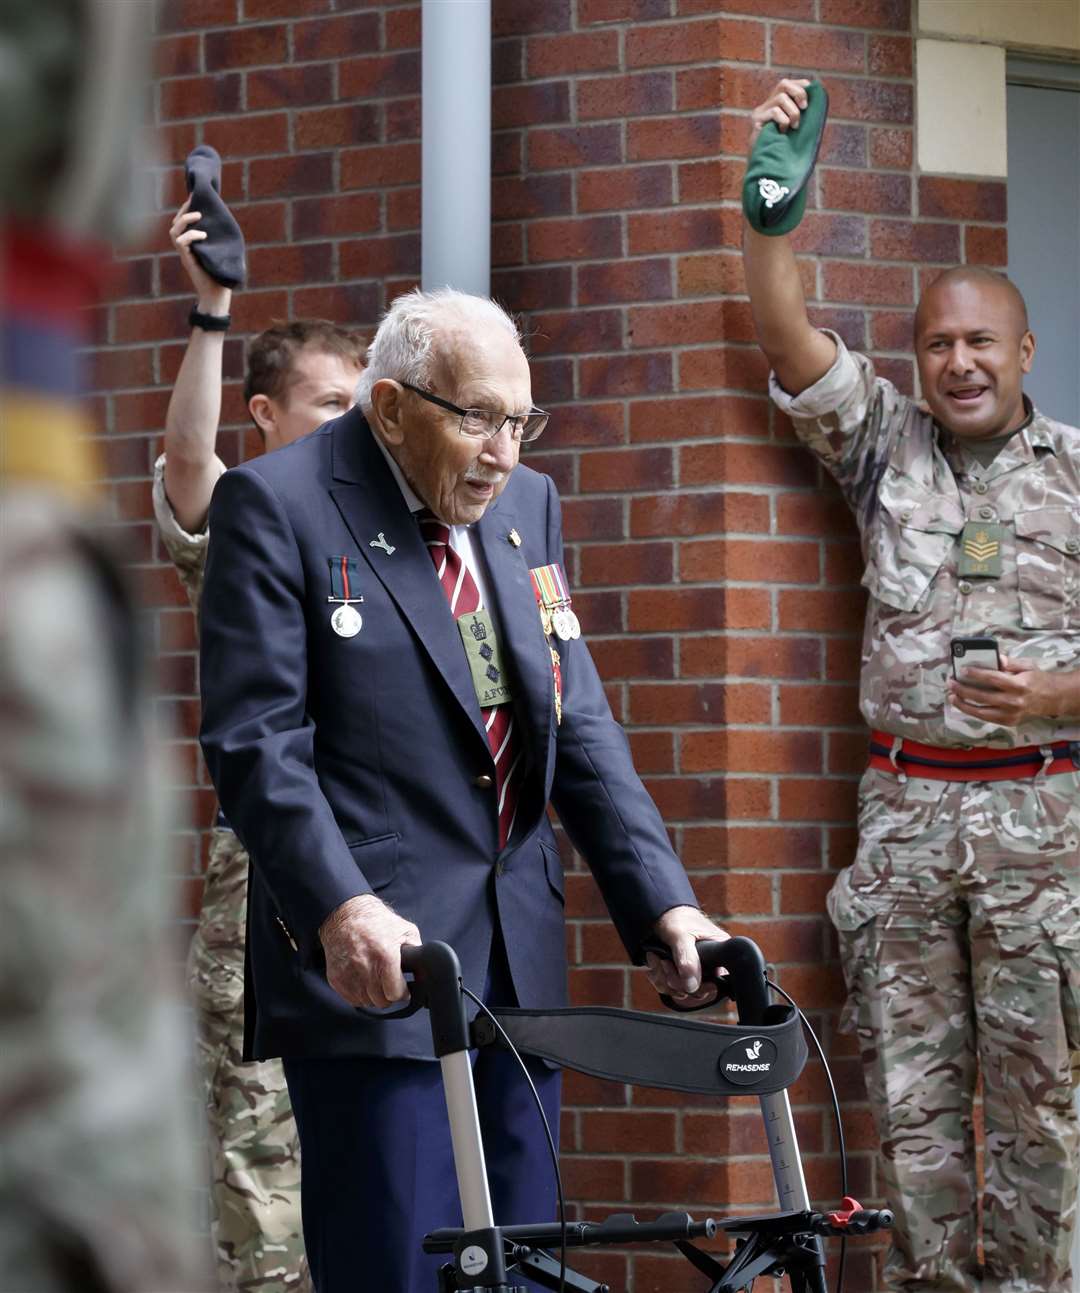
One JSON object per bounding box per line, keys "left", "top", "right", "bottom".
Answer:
{"left": 529, "top": 562, "right": 580, "bottom": 642}
{"left": 327, "top": 555, "right": 364, "bottom": 637}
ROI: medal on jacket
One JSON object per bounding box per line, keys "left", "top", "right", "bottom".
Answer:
{"left": 328, "top": 555, "right": 364, "bottom": 637}
{"left": 529, "top": 563, "right": 579, "bottom": 641}
{"left": 550, "top": 645, "right": 562, "bottom": 726}
{"left": 958, "top": 522, "right": 1005, "bottom": 578}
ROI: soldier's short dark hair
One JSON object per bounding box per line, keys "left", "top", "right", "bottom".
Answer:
{"left": 244, "top": 320, "right": 367, "bottom": 406}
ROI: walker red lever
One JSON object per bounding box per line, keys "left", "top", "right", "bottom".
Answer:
{"left": 818, "top": 1197, "right": 894, "bottom": 1236}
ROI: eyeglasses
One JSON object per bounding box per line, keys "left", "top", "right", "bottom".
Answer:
{"left": 401, "top": 382, "right": 548, "bottom": 443}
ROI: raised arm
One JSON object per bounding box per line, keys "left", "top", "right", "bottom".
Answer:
{"left": 162, "top": 197, "right": 230, "bottom": 533}
{"left": 742, "top": 79, "right": 836, "bottom": 397}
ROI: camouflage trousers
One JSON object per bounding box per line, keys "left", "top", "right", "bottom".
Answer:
{"left": 829, "top": 767, "right": 1080, "bottom": 1293}
{"left": 189, "top": 828, "right": 312, "bottom": 1292}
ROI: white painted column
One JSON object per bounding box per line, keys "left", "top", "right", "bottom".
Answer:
{"left": 421, "top": 0, "right": 491, "bottom": 296}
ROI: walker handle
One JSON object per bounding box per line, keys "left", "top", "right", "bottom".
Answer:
{"left": 353, "top": 941, "right": 467, "bottom": 1054}
{"left": 643, "top": 936, "right": 771, "bottom": 1025}
{"left": 400, "top": 941, "right": 471, "bottom": 1055}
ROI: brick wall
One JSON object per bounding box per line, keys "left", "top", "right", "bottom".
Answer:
{"left": 87, "top": 2, "right": 1008, "bottom": 1289}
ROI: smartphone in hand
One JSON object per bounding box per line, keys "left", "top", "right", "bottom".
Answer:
{"left": 950, "top": 636, "right": 1001, "bottom": 681}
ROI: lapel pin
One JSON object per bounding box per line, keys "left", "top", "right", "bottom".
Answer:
{"left": 508, "top": 528, "right": 522, "bottom": 548}
{"left": 369, "top": 533, "right": 396, "bottom": 555}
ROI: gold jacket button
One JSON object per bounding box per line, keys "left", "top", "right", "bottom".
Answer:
{"left": 473, "top": 774, "right": 494, "bottom": 789}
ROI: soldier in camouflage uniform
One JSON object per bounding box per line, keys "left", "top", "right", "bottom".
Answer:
{"left": 0, "top": 3, "right": 210, "bottom": 1288}
{"left": 1, "top": 443, "right": 211, "bottom": 1293}
{"left": 157, "top": 202, "right": 364, "bottom": 1291}
{"left": 743, "top": 79, "right": 1080, "bottom": 1292}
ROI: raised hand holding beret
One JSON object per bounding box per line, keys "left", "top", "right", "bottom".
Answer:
{"left": 742, "top": 80, "right": 829, "bottom": 237}
{"left": 184, "top": 145, "right": 247, "bottom": 288}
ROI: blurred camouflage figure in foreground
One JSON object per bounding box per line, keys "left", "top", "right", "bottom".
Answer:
{"left": 0, "top": 1, "right": 211, "bottom": 1288}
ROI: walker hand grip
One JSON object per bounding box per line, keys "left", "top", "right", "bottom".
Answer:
{"left": 353, "top": 941, "right": 463, "bottom": 1038}
{"left": 401, "top": 940, "right": 470, "bottom": 1056}
{"left": 644, "top": 936, "right": 771, "bottom": 1025}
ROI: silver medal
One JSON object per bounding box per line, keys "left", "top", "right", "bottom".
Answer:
{"left": 331, "top": 603, "right": 363, "bottom": 638}
{"left": 552, "top": 608, "right": 572, "bottom": 641}
{"left": 568, "top": 610, "right": 581, "bottom": 640}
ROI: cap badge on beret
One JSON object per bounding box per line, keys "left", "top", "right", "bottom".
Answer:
{"left": 758, "top": 179, "right": 790, "bottom": 209}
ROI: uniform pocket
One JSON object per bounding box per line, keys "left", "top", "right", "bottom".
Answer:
{"left": 827, "top": 870, "right": 879, "bottom": 1034}
{"left": 1014, "top": 508, "right": 1080, "bottom": 630}
{"left": 347, "top": 831, "right": 400, "bottom": 892}
{"left": 863, "top": 473, "right": 963, "bottom": 612}
{"left": 1043, "top": 911, "right": 1080, "bottom": 1052}
{"left": 186, "top": 925, "right": 245, "bottom": 1018}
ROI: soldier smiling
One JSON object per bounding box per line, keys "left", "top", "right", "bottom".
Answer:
{"left": 743, "top": 76, "right": 1080, "bottom": 1293}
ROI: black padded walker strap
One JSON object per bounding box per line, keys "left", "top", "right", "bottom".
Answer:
{"left": 474, "top": 1004, "right": 807, "bottom": 1097}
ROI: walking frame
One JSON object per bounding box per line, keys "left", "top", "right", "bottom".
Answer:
{"left": 385, "top": 937, "right": 891, "bottom": 1293}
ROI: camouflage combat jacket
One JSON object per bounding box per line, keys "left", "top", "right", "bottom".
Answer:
{"left": 771, "top": 333, "right": 1080, "bottom": 748}
{"left": 152, "top": 453, "right": 210, "bottom": 610}
{"left": 0, "top": 487, "right": 209, "bottom": 1290}
{"left": 153, "top": 456, "right": 249, "bottom": 908}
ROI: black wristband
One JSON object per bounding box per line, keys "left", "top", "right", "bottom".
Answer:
{"left": 189, "top": 306, "right": 231, "bottom": 332}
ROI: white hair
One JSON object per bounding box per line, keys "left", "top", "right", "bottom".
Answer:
{"left": 355, "top": 287, "right": 522, "bottom": 413}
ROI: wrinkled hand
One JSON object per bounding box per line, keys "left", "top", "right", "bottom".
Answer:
{"left": 949, "top": 655, "right": 1070, "bottom": 727}
{"left": 169, "top": 196, "right": 231, "bottom": 314}
{"left": 645, "top": 906, "right": 730, "bottom": 1006}
{"left": 319, "top": 893, "right": 421, "bottom": 1009}
{"left": 749, "top": 77, "right": 811, "bottom": 150}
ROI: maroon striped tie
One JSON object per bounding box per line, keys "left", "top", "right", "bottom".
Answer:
{"left": 419, "top": 512, "right": 524, "bottom": 849}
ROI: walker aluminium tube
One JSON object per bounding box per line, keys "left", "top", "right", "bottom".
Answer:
{"left": 760, "top": 1089, "right": 812, "bottom": 1211}
{"left": 699, "top": 941, "right": 813, "bottom": 1213}
{"left": 421, "top": 0, "right": 491, "bottom": 295}
{"left": 441, "top": 1049, "right": 496, "bottom": 1231}
{"left": 399, "top": 942, "right": 495, "bottom": 1230}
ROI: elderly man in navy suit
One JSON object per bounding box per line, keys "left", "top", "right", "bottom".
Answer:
{"left": 199, "top": 288, "right": 727, "bottom": 1293}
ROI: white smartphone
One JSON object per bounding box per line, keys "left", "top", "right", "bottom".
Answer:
{"left": 950, "top": 636, "right": 1001, "bottom": 680}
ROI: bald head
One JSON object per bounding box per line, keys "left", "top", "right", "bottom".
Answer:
{"left": 915, "top": 266, "right": 1029, "bottom": 340}
{"left": 914, "top": 266, "right": 1035, "bottom": 440}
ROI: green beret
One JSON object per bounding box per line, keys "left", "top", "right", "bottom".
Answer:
{"left": 742, "top": 80, "right": 829, "bottom": 237}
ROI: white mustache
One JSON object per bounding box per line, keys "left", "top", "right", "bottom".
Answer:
{"left": 463, "top": 468, "right": 505, "bottom": 486}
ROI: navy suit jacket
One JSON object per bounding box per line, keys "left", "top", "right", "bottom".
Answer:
{"left": 199, "top": 410, "right": 698, "bottom": 1060}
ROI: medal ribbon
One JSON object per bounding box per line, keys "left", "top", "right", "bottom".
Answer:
{"left": 532, "top": 563, "right": 569, "bottom": 608}
{"left": 328, "top": 555, "right": 360, "bottom": 601}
